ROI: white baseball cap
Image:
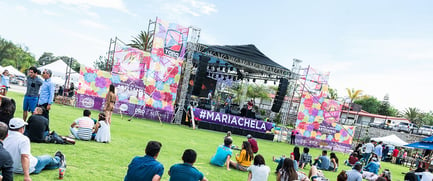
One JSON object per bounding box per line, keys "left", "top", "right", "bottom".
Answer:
{"left": 9, "top": 118, "right": 28, "bottom": 129}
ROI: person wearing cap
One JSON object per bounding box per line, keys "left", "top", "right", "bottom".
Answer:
{"left": 345, "top": 163, "right": 362, "bottom": 181}
{"left": 0, "top": 122, "right": 13, "bottom": 181}
{"left": 247, "top": 134, "right": 259, "bottom": 154}
{"left": 3, "top": 118, "right": 65, "bottom": 181}
{"left": 23, "top": 66, "right": 43, "bottom": 122}
{"left": 37, "top": 69, "right": 55, "bottom": 120}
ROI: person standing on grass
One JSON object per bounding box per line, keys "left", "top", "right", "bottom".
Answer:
{"left": 104, "top": 84, "right": 116, "bottom": 125}
{"left": 361, "top": 140, "right": 375, "bottom": 163}
{"left": 125, "top": 141, "right": 164, "bottom": 181}
{"left": 23, "top": 66, "right": 43, "bottom": 122}
{"left": 0, "top": 122, "right": 13, "bottom": 181}
{"left": 1, "top": 70, "right": 10, "bottom": 96}
{"left": 37, "top": 69, "right": 55, "bottom": 120}
{"left": 168, "top": 149, "right": 208, "bottom": 181}
{"left": 247, "top": 154, "right": 270, "bottom": 181}
{"left": 210, "top": 138, "right": 233, "bottom": 170}
{"left": 4, "top": 118, "right": 65, "bottom": 181}
{"left": 374, "top": 141, "right": 383, "bottom": 160}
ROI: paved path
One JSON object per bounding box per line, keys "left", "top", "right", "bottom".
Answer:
{"left": 8, "top": 84, "right": 26, "bottom": 94}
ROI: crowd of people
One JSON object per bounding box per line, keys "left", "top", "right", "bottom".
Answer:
{"left": 0, "top": 67, "right": 114, "bottom": 181}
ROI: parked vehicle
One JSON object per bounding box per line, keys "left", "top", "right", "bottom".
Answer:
{"left": 416, "top": 125, "right": 433, "bottom": 136}
{"left": 369, "top": 122, "right": 382, "bottom": 128}
{"left": 393, "top": 122, "right": 417, "bottom": 133}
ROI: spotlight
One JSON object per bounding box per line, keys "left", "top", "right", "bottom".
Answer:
{"left": 253, "top": 79, "right": 256, "bottom": 82}
{"left": 274, "top": 81, "right": 276, "bottom": 85}
{"left": 229, "top": 67, "right": 234, "bottom": 71}
{"left": 218, "top": 74, "right": 222, "bottom": 78}
{"left": 219, "top": 66, "right": 223, "bottom": 71}
{"left": 264, "top": 80, "right": 267, "bottom": 84}
{"left": 216, "top": 60, "right": 220, "bottom": 64}
{"left": 228, "top": 75, "right": 232, "bottom": 79}
{"left": 223, "top": 76, "right": 226, "bottom": 80}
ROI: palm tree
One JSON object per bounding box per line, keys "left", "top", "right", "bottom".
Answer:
{"left": 404, "top": 107, "right": 421, "bottom": 125}
{"left": 128, "top": 31, "right": 153, "bottom": 51}
{"left": 346, "top": 88, "right": 363, "bottom": 111}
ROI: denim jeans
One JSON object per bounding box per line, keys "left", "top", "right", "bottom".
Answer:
{"left": 33, "top": 155, "right": 61, "bottom": 174}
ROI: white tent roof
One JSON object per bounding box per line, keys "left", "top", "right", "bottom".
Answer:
{"left": 371, "top": 134, "right": 409, "bottom": 147}
{"left": 3, "top": 65, "right": 25, "bottom": 77}
{"left": 38, "top": 60, "right": 80, "bottom": 83}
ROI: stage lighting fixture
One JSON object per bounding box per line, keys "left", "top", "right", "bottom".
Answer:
{"left": 225, "top": 68, "right": 228, "bottom": 73}
{"left": 228, "top": 75, "right": 232, "bottom": 79}
{"left": 213, "top": 74, "right": 217, "bottom": 78}
{"left": 218, "top": 74, "right": 222, "bottom": 78}
{"left": 264, "top": 80, "right": 267, "bottom": 84}
{"left": 219, "top": 66, "right": 223, "bottom": 71}
{"left": 247, "top": 78, "right": 250, "bottom": 82}
{"left": 208, "top": 66, "right": 211, "bottom": 70}
{"left": 253, "top": 79, "right": 256, "bottom": 82}
{"left": 216, "top": 60, "right": 220, "bottom": 64}
{"left": 233, "top": 77, "right": 237, "bottom": 81}
{"left": 274, "top": 81, "right": 276, "bottom": 85}
{"left": 223, "top": 76, "right": 226, "bottom": 80}
{"left": 229, "top": 67, "right": 234, "bottom": 71}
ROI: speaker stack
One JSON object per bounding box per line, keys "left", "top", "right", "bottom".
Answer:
{"left": 192, "top": 55, "right": 210, "bottom": 96}
{"left": 271, "top": 78, "right": 289, "bottom": 112}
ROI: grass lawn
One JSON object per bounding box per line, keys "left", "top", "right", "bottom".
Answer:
{"left": 6, "top": 91, "right": 411, "bottom": 180}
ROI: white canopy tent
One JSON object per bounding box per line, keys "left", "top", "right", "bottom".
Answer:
{"left": 38, "top": 60, "right": 80, "bottom": 83}
{"left": 371, "top": 134, "right": 409, "bottom": 147}
{"left": 3, "top": 65, "right": 25, "bottom": 77}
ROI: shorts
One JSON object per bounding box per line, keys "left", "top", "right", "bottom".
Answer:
{"left": 235, "top": 163, "right": 248, "bottom": 171}
{"left": 23, "top": 96, "right": 38, "bottom": 112}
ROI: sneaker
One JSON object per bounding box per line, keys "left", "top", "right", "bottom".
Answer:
{"left": 55, "top": 151, "right": 66, "bottom": 168}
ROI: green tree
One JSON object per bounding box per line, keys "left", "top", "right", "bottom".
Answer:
{"left": 419, "top": 111, "right": 433, "bottom": 125}
{"left": 93, "top": 56, "right": 109, "bottom": 70}
{"left": 0, "top": 37, "right": 36, "bottom": 71}
{"left": 58, "top": 56, "right": 80, "bottom": 72}
{"left": 128, "top": 31, "right": 153, "bottom": 51}
{"left": 38, "top": 52, "right": 55, "bottom": 66}
{"left": 327, "top": 87, "right": 338, "bottom": 100}
{"left": 0, "top": 37, "right": 15, "bottom": 63}
{"left": 404, "top": 107, "right": 422, "bottom": 125}
{"left": 354, "top": 96, "right": 381, "bottom": 114}
{"left": 378, "top": 101, "right": 391, "bottom": 116}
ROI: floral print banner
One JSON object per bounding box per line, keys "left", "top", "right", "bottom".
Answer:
{"left": 295, "top": 92, "right": 355, "bottom": 152}
{"left": 76, "top": 18, "right": 189, "bottom": 122}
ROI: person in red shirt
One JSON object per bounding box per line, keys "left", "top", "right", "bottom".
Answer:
{"left": 345, "top": 152, "right": 359, "bottom": 166}
{"left": 391, "top": 148, "right": 399, "bottom": 164}
{"left": 247, "top": 134, "right": 258, "bottom": 153}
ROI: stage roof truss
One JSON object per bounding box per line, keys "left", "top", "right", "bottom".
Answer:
{"left": 194, "top": 43, "right": 291, "bottom": 78}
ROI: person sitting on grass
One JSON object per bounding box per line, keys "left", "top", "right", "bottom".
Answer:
{"left": 361, "top": 157, "right": 381, "bottom": 181}
{"left": 273, "top": 153, "right": 298, "bottom": 173}
{"left": 345, "top": 162, "right": 362, "bottom": 181}
{"left": 168, "top": 149, "right": 208, "bottom": 181}
{"left": 308, "top": 165, "right": 328, "bottom": 181}
{"left": 0, "top": 97, "right": 16, "bottom": 126}
{"left": 0, "top": 122, "right": 13, "bottom": 181}
{"left": 70, "top": 109, "right": 95, "bottom": 141}
{"left": 328, "top": 152, "right": 339, "bottom": 172}
{"left": 247, "top": 154, "right": 270, "bottom": 181}
{"left": 313, "top": 150, "right": 330, "bottom": 170}
{"left": 4, "top": 118, "right": 66, "bottom": 181}
{"left": 95, "top": 113, "right": 110, "bottom": 143}
{"left": 299, "top": 147, "right": 312, "bottom": 169}
{"left": 229, "top": 141, "right": 254, "bottom": 171}
{"left": 25, "top": 107, "right": 49, "bottom": 143}
{"left": 344, "top": 152, "right": 359, "bottom": 166}
{"left": 337, "top": 170, "right": 347, "bottom": 181}
{"left": 210, "top": 137, "right": 233, "bottom": 170}
{"left": 125, "top": 141, "right": 164, "bottom": 181}
{"left": 246, "top": 134, "right": 259, "bottom": 154}
{"left": 277, "top": 158, "right": 309, "bottom": 181}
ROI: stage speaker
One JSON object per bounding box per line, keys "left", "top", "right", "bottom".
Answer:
{"left": 192, "top": 55, "right": 210, "bottom": 96}
{"left": 271, "top": 78, "right": 289, "bottom": 112}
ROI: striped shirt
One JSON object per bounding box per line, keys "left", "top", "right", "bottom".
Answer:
{"left": 74, "top": 117, "right": 94, "bottom": 140}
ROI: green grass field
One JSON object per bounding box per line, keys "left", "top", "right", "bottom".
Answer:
{"left": 6, "top": 91, "right": 410, "bottom": 180}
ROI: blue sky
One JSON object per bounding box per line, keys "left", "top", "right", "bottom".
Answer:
{"left": 1, "top": 0, "right": 433, "bottom": 112}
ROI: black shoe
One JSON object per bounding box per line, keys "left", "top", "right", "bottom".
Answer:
{"left": 55, "top": 151, "right": 66, "bottom": 168}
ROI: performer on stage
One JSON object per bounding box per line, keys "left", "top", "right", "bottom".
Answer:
{"left": 225, "top": 96, "right": 232, "bottom": 114}
{"left": 207, "top": 90, "right": 213, "bottom": 104}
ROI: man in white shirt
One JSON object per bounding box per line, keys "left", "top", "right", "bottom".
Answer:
{"left": 362, "top": 140, "right": 375, "bottom": 163}
{"left": 4, "top": 118, "right": 65, "bottom": 181}
{"left": 416, "top": 167, "right": 433, "bottom": 181}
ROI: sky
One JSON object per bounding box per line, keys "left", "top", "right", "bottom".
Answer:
{"left": 1, "top": 0, "right": 433, "bottom": 112}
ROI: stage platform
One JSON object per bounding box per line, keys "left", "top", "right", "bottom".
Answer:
{"left": 198, "top": 121, "right": 274, "bottom": 141}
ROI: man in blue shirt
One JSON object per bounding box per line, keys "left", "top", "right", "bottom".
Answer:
{"left": 346, "top": 163, "right": 363, "bottom": 181}
{"left": 23, "top": 66, "right": 43, "bottom": 121}
{"left": 363, "top": 157, "right": 380, "bottom": 174}
{"left": 210, "top": 138, "right": 233, "bottom": 170}
{"left": 37, "top": 69, "right": 55, "bottom": 120}
{"left": 125, "top": 141, "right": 164, "bottom": 181}
{"left": 169, "top": 149, "right": 207, "bottom": 181}
{"left": 313, "top": 150, "right": 330, "bottom": 170}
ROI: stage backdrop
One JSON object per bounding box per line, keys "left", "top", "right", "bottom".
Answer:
{"left": 295, "top": 92, "right": 355, "bottom": 153}
{"left": 76, "top": 18, "right": 189, "bottom": 122}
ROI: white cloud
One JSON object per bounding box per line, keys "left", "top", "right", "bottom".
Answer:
{"left": 79, "top": 19, "right": 108, "bottom": 30}
{"left": 41, "top": 9, "right": 60, "bottom": 16}
{"left": 15, "top": 5, "right": 28, "bottom": 12}
{"left": 160, "top": 0, "right": 217, "bottom": 17}
{"left": 30, "top": 0, "right": 130, "bottom": 14}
